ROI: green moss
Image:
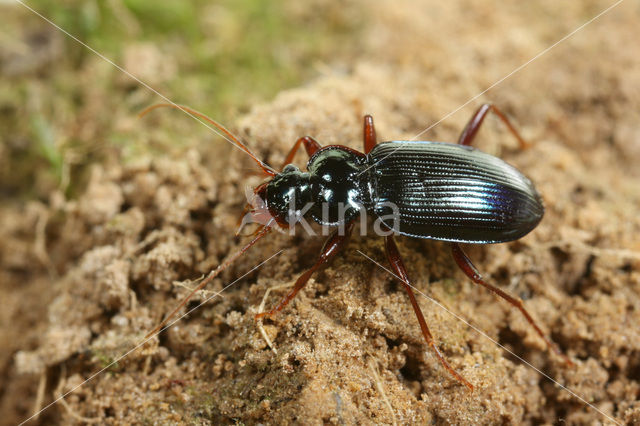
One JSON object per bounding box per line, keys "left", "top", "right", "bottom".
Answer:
{"left": 30, "top": 114, "right": 63, "bottom": 185}
{"left": 4, "top": 0, "right": 361, "bottom": 200}
{"left": 91, "top": 349, "right": 122, "bottom": 372}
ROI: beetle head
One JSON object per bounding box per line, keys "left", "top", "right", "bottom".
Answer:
{"left": 237, "top": 165, "right": 312, "bottom": 234}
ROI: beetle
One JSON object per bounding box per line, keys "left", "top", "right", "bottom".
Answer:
{"left": 143, "top": 103, "right": 571, "bottom": 391}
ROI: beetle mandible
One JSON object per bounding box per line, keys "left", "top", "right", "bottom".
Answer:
{"left": 143, "top": 103, "right": 572, "bottom": 390}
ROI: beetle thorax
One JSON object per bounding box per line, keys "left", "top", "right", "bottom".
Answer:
{"left": 306, "top": 147, "right": 370, "bottom": 226}
{"left": 263, "top": 147, "right": 371, "bottom": 228}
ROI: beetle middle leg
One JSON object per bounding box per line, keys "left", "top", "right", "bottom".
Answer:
{"left": 255, "top": 222, "right": 355, "bottom": 320}
{"left": 385, "top": 235, "right": 474, "bottom": 391}
{"left": 451, "top": 243, "right": 573, "bottom": 366}
{"left": 458, "top": 103, "right": 528, "bottom": 148}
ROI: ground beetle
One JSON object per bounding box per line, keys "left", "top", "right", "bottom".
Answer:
{"left": 144, "top": 103, "right": 571, "bottom": 390}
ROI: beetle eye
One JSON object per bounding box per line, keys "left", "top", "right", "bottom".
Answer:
{"left": 282, "top": 164, "right": 299, "bottom": 173}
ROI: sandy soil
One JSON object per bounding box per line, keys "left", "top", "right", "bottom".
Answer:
{"left": 2, "top": 0, "right": 640, "bottom": 424}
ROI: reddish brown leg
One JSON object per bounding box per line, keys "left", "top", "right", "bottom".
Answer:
{"left": 255, "top": 222, "right": 355, "bottom": 320}
{"left": 282, "top": 136, "right": 322, "bottom": 169}
{"left": 451, "top": 243, "right": 573, "bottom": 366}
{"left": 363, "top": 115, "right": 377, "bottom": 154}
{"left": 458, "top": 103, "right": 528, "bottom": 149}
{"left": 385, "top": 235, "right": 474, "bottom": 391}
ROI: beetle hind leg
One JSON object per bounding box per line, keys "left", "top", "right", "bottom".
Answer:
{"left": 451, "top": 243, "right": 574, "bottom": 366}
{"left": 385, "top": 235, "right": 474, "bottom": 391}
{"left": 458, "top": 103, "right": 528, "bottom": 149}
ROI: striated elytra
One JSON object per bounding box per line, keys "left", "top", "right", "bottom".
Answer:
{"left": 368, "top": 141, "right": 544, "bottom": 243}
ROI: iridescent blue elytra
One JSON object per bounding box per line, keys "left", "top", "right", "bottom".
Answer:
{"left": 368, "top": 141, "right": 544, "bottom": 243}
{"left": 264, "top": 140, "right": 544, "bottom": 243}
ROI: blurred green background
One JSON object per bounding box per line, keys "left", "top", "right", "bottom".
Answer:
{"left": 0, "top": 0, "right": 359, "bottom": 200}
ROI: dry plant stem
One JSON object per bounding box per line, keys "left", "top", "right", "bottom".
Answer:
{"left": 146, "top": 225, "right": 271, "bottom": 338}
{"left": 55, "top": 368, "right": 101, "bottom": 424}
{"left": 34, "top": 205, "right": 55, "bottom": 277}
{"left": 31, "top": 372, "right": 46, "bottom": 421}
{"left": 451, "top": 243, "right": 574, "bottom": 366}
{"left": 385, "top": 235, "right": 474, "bottom": 391}
{"left": 256, "top": 282, "right": 295, "bottom": 354}
{"left": 368, "top": 359, "right": 397, "bottom": 426}
{"left": 173, "top": 279, "right": 217, "bottom": 299}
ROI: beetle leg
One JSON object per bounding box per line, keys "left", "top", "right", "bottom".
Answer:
{"left": 282, "top": 136, "right": 322, "bottom": 169}
{"left": 385, "top": 235, "right": 474, "bottom": 391}
{"left": 255, "top": 222, "right": 354, "bottom": 320}
{"left": 363, "top": 115, "right": 377, "bottom": 154}
{"left": 451, "top": 243, "right": 573, "bottom": 366}
{"left": 457, "top": 103, "right": 528, "bottom": 149}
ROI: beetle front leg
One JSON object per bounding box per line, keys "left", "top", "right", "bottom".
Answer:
{"left": 363, "top": 115, "right": 377, "bottom": 154}
{"left": 281, "top": 136, "right": 322, "bottom": 169}
{"left": 385, "top": 235, "right": 474, "bottom": 391}
{"left": 451, "top": 243, "right": 573, "bottom": 366}
{"left": 458, "top": 103, "right": 528, "bottom": 149}
{"left": 255, "top": 222, "right": 354, "bottom": 320}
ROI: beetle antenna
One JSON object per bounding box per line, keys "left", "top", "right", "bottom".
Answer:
{"left": 145, "top": 225, "right": 271, "bottom": 339}
{"left": 139, "top": 103, "right": 277, "bottom": 177}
